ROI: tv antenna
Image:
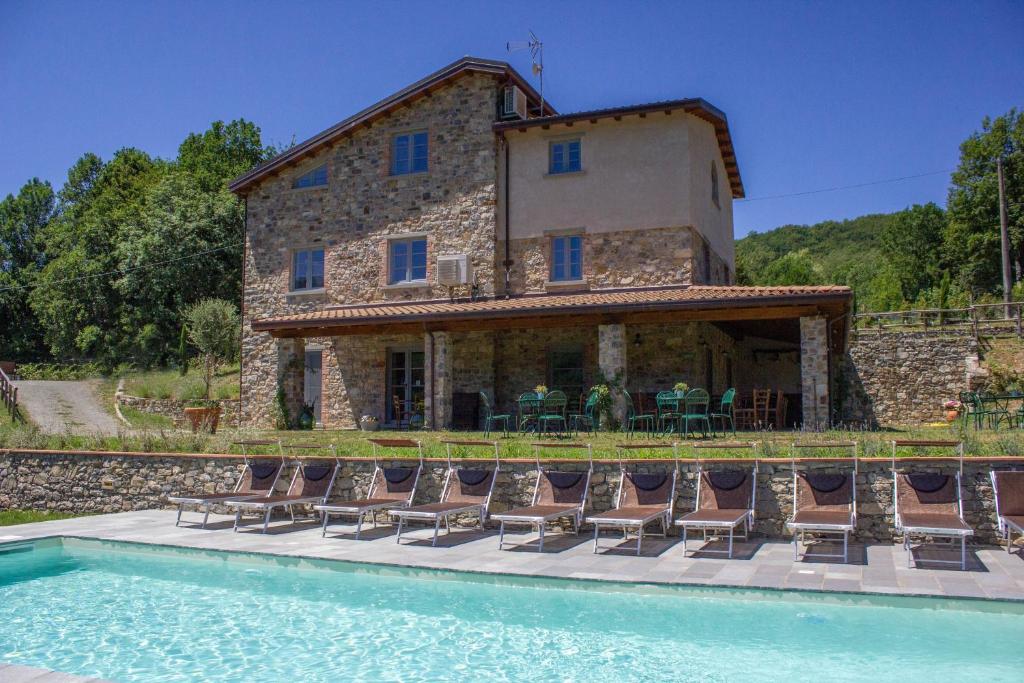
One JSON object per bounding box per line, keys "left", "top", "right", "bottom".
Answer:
{"left": 506, "top": 31, "right": 544, "bottom": 115}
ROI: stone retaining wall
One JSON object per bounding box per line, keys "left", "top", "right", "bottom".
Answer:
{"left": 839, "top": 331, "right": 984, "bottom": 427}
{"left": 116, "top": 395, "right": 241, "bottom": 429}
{"left": 1, "top": 450, "right": 1017, "bottom": 544}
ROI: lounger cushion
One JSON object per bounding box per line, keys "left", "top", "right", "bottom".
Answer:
{"left": 707, "top": 470, "right": 746, "bottom": 491}
{"left": 384, "top": 467, "right": 415, "bottom": 484}
{"left": 907, "top": 473, "right": 950, "bottom": 494}
{"left": 678, "top": 509, "right": 749, "bottom": 525}
{"left": 546, "top": 472, "right": 584, "bottom": 489}
{"left": 250, "top": 463, "right": 280, "bottom": 480}
{"left": 791, "top": 510, "right": 854, "bottom": 527}
{"left": 396, "top": 502, "right": 480, "bottom": 516}
{"left": 993, "top": 472, "right": 1024, "bottom": 515}
{"left": 630, "top": 473, "right": 668, "bottom": 492}
{"left": 457, "top": 469, "right": 490, "bottom": 486}
{"left": 900, "top": 513, "right": 972, "bottom": 532}
{"left": 303, "top": 465, "right": 333, "bottom": 482}
{"left": 804, "top": 473, "right": 847, "bottom": 494}
{"left": 587, "top": 505, "right": 667, "bottom": 522}
{"left": 494, "top": 504, "right": 578, "bottom": 519}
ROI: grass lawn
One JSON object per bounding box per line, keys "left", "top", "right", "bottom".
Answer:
{"left": 107, "top": 364, "right": 240, "bottom": 402}
{"left": 0, "top": 509, "right": 80, "bottom": 526}
{"left": 2, "top": 418, "right": 1021, "bottom": 460}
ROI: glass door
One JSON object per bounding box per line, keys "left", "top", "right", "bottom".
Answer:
{"left": 387, "top": 349, "right": 425, "bottom": 427}
{"left": 304, "top": 349, "right": 322, "bottom": 425}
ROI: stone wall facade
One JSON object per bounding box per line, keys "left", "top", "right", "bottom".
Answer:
{"left": 839, "top": 331, "right": 982, "bottom": 427}
{"left": 1, "top": 450, "right": 1016, "bottom": 545}
{"left": 116, "top": 395, "right": 241, "bottom": 429}
{"left": 241, "top": 73, "right": 504, "bottom": 428}
{"left": 800, "top": 316, "right": 830, "bottom": 430}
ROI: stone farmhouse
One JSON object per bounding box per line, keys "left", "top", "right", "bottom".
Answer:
{"left": 229, "top": 56, "right": 852, "bottom": 431}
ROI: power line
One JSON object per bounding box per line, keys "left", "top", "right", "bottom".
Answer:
{"left": 0, "top": 241, "right": 242, "bottom": 294}
{"left": 737, "top": 169, "right": 955, "bottom": 202}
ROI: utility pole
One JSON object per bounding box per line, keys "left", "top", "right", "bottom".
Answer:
{"left": 998, "top": 156, "right": 1012, "bottom": 318}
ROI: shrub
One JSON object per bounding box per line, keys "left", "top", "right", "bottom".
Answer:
{"left": 183, "top": 299, "right": 240, "bottom": 400}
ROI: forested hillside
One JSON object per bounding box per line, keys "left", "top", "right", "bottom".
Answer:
{"left": 737, "top": 109, "right": 1022, "bottom": 312}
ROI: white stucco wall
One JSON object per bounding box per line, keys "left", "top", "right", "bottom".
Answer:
{"left": 499, "top": 112, "right": 735, "bottom": 270}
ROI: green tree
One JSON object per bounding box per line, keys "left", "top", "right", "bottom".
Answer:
{"left": 760, "top": 249, "right": 821, "bottom": 286}
{"left": 880, "top": 203, "right": 946, "bottom": 302}
{"left": 184, "top": 298, "right": 239, "bottom": 400}
{"left": 945, "top": 109, "right": 1023, "bottom": 296}
{"left": 176, "top": 119, "right": 272, "bottom": 193}
{"left": 0, "top": 179, "right": 54, "bottom": 359}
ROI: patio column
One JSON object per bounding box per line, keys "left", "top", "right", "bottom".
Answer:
{"left": 598, "top": 323, "right": 628, "bottom": 427}
{"left": 425, "top": 331, "right": 452, "bottom": 430}
{"left": 800, "top": 315, "right": 830, "bottom": 430}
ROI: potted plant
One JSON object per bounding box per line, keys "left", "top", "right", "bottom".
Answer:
{"left": 359, "top": 415, "right": 379, "bottom": 432}
{"left": 674, "top": 382, "right": 689, "bottom": 398}
{"left": 298, "top": 401, "right": 317, "bottom": 430}
{"left": 182, "top": 298, "right": 238, "bottom": 433}
{"left": 184, "top": 399, "right": 222, "bottom": 434}
{"left": 534, "top": 384, "right": 549, "bottom": 398}
{"left": 942, "top": 399, "right": 961, "bottom": 422}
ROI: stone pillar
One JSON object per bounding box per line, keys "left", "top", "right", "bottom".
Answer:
{"left": 277, "top": 337, "right": 305, "bottom": 428}
{"left": 800, "top": 316, "right": 830, "bottom": 430}
{"left": 424, "top": 331, "right": 452, "bottom": 430}
{"left": 598, "top": 324, "right": 628, "bottom": 427}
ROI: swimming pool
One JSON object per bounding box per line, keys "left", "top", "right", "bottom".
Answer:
{"left": 0, "top": 538, "right": 1021, "bottom": 682}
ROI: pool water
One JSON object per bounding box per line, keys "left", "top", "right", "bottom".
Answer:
{"left": 0, "top": 539, "right": 1022, "bottom": 682}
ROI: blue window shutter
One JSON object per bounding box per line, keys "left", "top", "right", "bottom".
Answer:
{"left": 552, "top": 237, "right": 566, "bottom": 280}
{"left": 311, "top": 250, "right": 324, "bottom": 289}
{"left": 293, "top": 251, "right": 308, "bottom": 290}
{"left": 411, "top": 239, "right": 427, "bottom": 280}
{"left": 568, "top": 141, "right": 581, "bottom": 172}
{"left": 569, "top": 236, "right": 582, "bottom": 280}
{"left": 412, "top": 132, "right": 428, "bottom": 173}
{"left": 392, "top": 135, "right": 409, "bottom": 175}
{"left": 550, "top": 143, "right": 564, "bottom": 174}
{"left": 390, "top": 242, "right": 408, "bottom": 284}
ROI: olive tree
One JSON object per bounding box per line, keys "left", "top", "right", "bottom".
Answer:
{"left": 183, "top": 298, "right": 239, "bottom": 400}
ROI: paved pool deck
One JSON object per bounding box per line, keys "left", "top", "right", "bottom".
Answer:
{"left": 3, "top": 510, "right": 1024, "bottom": 601}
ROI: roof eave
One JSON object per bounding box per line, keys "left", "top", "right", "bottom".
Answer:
{"left": 250, "top": 290, "right": 851, "bottom": 334}
{"left": 229, "top": 57, "right": 553, "bottom": 195}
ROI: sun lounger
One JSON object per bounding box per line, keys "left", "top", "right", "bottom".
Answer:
{"left": 585, "top": 443, "right": 678, "bottom": 555}
{"left": 491, "top": 443, "right": 593, "bottom": 552}
{"left": 229, "top": 445, "right": 339, "bottom": 533}
{"left": 315, "top": 439, "right": 423, "bottom": 538}
{"left": 391, "top": 440, "right": 500, "bottom": 546}
{"left": 892, "top": 440, "right": 973, "bottom": 570}
{"left": 785, "top": 442, "right": 858, "bottom": 562}
{"left": 990, "top": 469, "right": 1024, "bottom": 555}
{"left": 674, "top": 443, "right": 758, "bottom": 558}
{"left": 167, "top": 440, "right": 284, "bottom": 528}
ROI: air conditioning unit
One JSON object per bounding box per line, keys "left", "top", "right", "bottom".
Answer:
{"left": 501, "top": 85, "right": 528, "bottom": 120}
{"left": 436, "top": 254, "right": 473, "bottom": 286}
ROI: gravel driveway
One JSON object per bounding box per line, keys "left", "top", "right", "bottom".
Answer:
{"left": 13, "top": 380, "right": 122, "bottom": 434}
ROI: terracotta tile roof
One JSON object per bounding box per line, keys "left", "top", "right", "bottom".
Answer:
{"left": 251, "top": 285, "right": 851, "bottom": 332}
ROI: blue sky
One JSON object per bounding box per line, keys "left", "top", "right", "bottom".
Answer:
{"left": 2, "top": 1, "right": 1022, "bottom": 237}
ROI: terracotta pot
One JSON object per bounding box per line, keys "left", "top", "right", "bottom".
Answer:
{"left": 184, "top": 406, "right": 221, "bottom": 434}
{"left": 945, "top": 409, "right": 960, "bottom": 423}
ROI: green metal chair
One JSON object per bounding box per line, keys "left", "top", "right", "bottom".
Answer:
{"left": 710, "top": 388, "right": 736, "bottom": 435}
{"left": 976, "top": 392, "right": 1012, "bottom": 430}
{"left": 656, "top": 390, "right": 682, "bottom": 434}
{"left": 624, "top": 389, "right": 656, "bottom": 438}
{"left": 681, "top": 388, "right": 710, "bottom": 438}
{"left": 570, "top": 390, "right": 599, "bottom": 436}
{"left": 538, "top": 390, "right": 568, "bottom": 436}
{"left": 480, "top": 391, "right": 511, "bottom": 438}
{"left": 518, "top": 391, "right": 542, "bottom": 433}
{"left": 959, "top": 391, "right": 982, "bottom": 430}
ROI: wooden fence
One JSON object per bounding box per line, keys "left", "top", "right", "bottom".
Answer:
{"left": 853, "top": 301, "right": 1024, "bottom": 340}
{"left": 1, "top": 365, "right": 18, "bottom": 422}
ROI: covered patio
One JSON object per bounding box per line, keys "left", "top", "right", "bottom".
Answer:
{"left": 249, "top": 285, "right": 851, "bottom": 432}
